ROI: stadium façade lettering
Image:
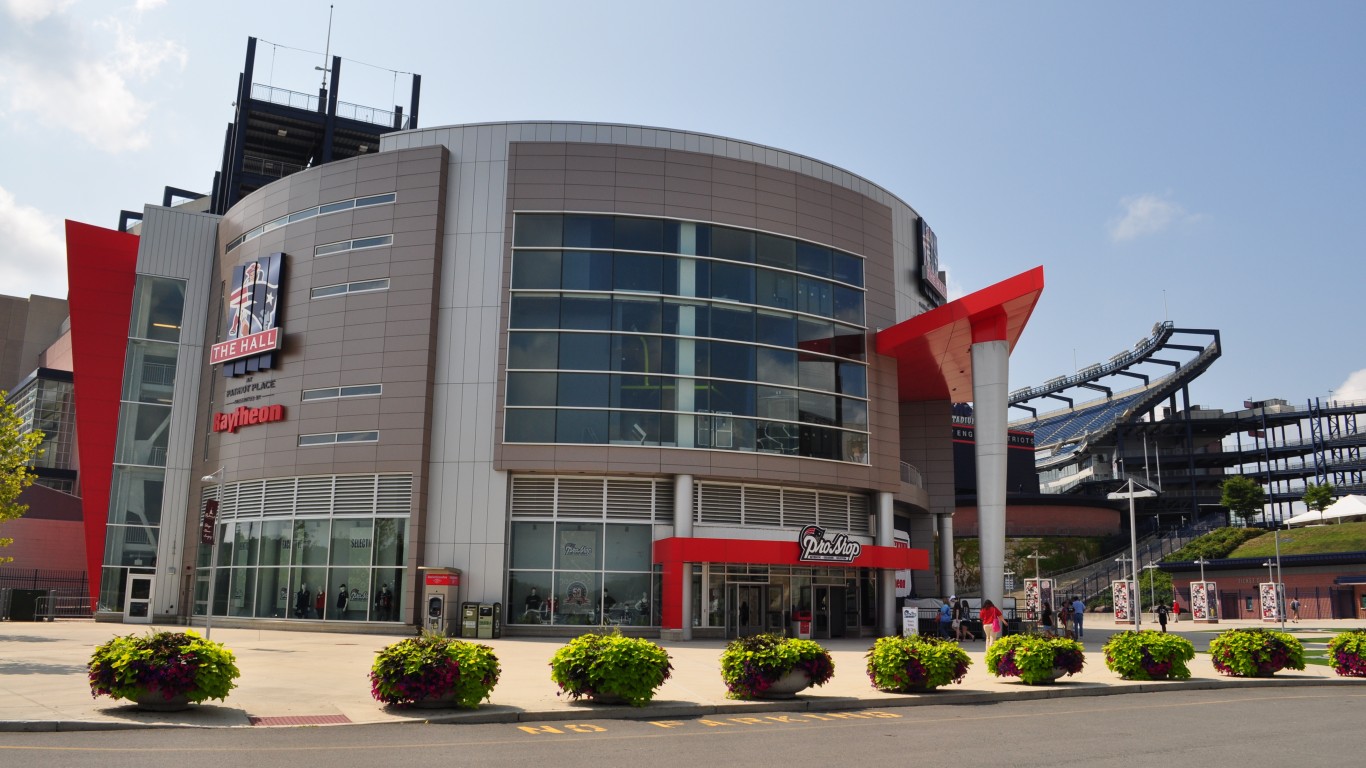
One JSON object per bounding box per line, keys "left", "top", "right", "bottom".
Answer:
{"left": 798, "top": 524, "right": 862, "bottom": 564}
{"left": 212, "top": 252, "right": 285, "bottom": 376}
{"left": 951, "top": 424, "right": 1035, "bottom": 449}
{"left": 213, "top": 404, "right": 285, "bottom": 433}
{"left": 225, "top": 377, "right": 277, "bottom": 406}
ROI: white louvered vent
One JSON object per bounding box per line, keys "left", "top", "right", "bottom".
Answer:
{"left": 817, "top": 493, "right": 850, "bottom": 530}
{"left": 654, "top": 481, "right": 674, "bottom": 520}
{"left": 848, "top": 494, "right": 871, "bottom": 534}
{"left": 557, "top": 478, "right": 605, "bottom": 518}
{"left": 295, "top": 476, "right": 333, "bottom": 514}
{"left": 697, "top": 483, "right": 742, "bottom": 525}
{"left": 606, "top": 479, "right": 654, "bottom": 520}
{"left": 234, "top": 480, "right": 265, "bottom": 517}
{"left": 510, "top": 476, "right": 556, "bottom": 518}
{"left": 783, "top": 489, "right": 818, "bottom": 526}
{"left": 333, "top": 475, "right": 377, "bottom": 515}
{"left": 743, "top": 486, "right": 782, "bottom": 527}
{"left": 262, "top": 478, "right": 296, "bottom": 516}
{"left": 376, "top": 474, "right": 412, "bottom": 514}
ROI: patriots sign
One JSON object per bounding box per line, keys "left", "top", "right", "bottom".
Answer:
{"left": 211, "top": 252, "right": 284, "bottom": 376}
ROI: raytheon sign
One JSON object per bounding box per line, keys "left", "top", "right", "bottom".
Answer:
{"left": 211, "top": 252, "right": 284, "bottom": 375}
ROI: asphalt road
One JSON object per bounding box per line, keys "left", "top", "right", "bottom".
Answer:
{"left": 3, "top": 688, "right": 1364, "bottom": 768}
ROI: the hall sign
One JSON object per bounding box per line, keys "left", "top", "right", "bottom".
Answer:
{"left": 212, "top": 404, "right": 286, "bottom": 433}
{"left": 797, "top": 525, "right": 862, "bottom": 564}
{"left": 215, "top": 252, "right": 285, "bottom": 377}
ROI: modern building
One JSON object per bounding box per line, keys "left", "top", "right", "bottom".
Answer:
{"left": 61, "top": 119, "right": 1047, "bottom": 637}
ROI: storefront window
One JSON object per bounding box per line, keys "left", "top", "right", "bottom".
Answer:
{"left": 507, "top": 520, "right": 659, "bottom": 627}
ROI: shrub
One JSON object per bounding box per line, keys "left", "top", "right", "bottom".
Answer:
{"left": 1208, "top": 628, "right": 1305, "bottom": 677}
{"left": 88, "top": 630, "right": 240, "bottom": 704}
{"left": 369, "top": 633, "right": 501, "bottom": 708}
{"left": 719, "top": 633, "right": 834, "bottom": 699}
{"left": 866, "top": 635, "right": 970, "bottom": 692}
{"left": 1327, "top": 629, "right": 1366, "bottom": 677}
{"left": 549, "top": 631, "right": 672, "bottom": 707}
{"left": 986, "top": 633, "right": 1085, "bottom": 684}
{"left": 1102, "top": 630, "right": 1195, "bottom": 680}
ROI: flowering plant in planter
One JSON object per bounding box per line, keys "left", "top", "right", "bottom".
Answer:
{"left": 549, "top": 631, "right": 672, "bottom": 707}
{"left": 719, "top": 633, "right": 834, "bottom": 699}
{"left": 88, "top": 630, "right": 240, "bottom": 705}
{"left": 865, "top": 635, "right": 970, "bottom": 692}
{"left": 1328, "top": 629, "right": 1366, "bottom": 677}
{"left": 1208, "top": 628, "right": 1304, "bottom": 677}
{"left": 986, "top": 633, "right": 1085, "bottom": 685}
{"left": 369, "top": 632, "right": 501, "bottom": 708}
{"left": 1102, "top": 630, "right": 1195, "bottom": 680}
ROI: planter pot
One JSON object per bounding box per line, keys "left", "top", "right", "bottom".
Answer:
{"left": 133, "top": 691, "right": 192, "bottom": 712}
{"left": 885, "top": 681, "right": 936, "bottom": 694}
{"left": 586, "top": 692, "right": 629, "bottom": 705}
{"left": 1018, "top": 667, "right": 1068, "bottom": 685}
{"left": 411, "top": 692, "right": 461, "bottom": 709}
{"left": 758, "top": 670, "right": 812, "bottom": 699}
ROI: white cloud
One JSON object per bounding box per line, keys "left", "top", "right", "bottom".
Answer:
{"left": 1333, "top": 369, "right": 1366, "bottom": 402}
{"left": 1108, "top": 193, "right": 1200, "bottom": 242}
{"left": 134, "top": 0, "right": 167, "bottom": 10}
{"left": 0, "top": 185, "right": 67, "bottom": 299}
{"left": 0, "top": 5, "right": 186, "bottom": 153}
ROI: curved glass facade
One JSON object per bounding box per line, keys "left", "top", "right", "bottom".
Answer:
{"left": 505, "top": 214, "right": 870, "bottom": 463}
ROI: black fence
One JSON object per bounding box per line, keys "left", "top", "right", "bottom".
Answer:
{"left": 0, "top": 568, "right": 90, "bottom": 620}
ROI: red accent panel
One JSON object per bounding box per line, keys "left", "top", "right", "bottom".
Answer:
{"left": 65, "top": 221, "right": 140, "bottom": 610}
{"left": 875, "top": 266, "right": 1045, "bottom": 402}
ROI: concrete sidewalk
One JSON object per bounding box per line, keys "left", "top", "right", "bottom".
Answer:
{"left": 1, "top": 616, "right": 1361, "bottom": 732}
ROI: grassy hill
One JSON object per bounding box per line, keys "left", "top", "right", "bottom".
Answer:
{"left": 1228, "top": 521, "right": 1366, "bottom": 558}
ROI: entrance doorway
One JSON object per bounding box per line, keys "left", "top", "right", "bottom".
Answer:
{"left": 727, "top": 584, "right": 767, "bottom": 637}
{"left": 813, "top": 585, "right": 847, "bottom": 639}
{"left": 124, "top": 573, "right": 154, "bottom": 624}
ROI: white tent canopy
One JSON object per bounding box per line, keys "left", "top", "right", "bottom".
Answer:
{"left": 1322, "top": 494, "right": 1366, "bottom": 522}
{"left": 1284, "top": 508, "right": 1328, "bottom": 527}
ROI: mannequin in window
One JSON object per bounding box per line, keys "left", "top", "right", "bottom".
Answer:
{"left": 337, "top": 584, "right": 349, "bottom": 615}
{"left": 295, "top": 584, "right": 309, "bottom": 618}
{"left": 315, "top": 588, "right": 324, "bottom": 618}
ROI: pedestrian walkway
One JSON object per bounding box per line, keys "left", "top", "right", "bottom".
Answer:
{"left": 1, "top": 615, "right": 1361, "bottom": 731}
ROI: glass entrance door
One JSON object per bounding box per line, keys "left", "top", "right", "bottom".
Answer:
{"left": 812, "top": 585, "right": 848, "bottom": 639}
{"left": 124, "top": 573, "right": 154, "bottom": 624}
{"left": 727, "top": 584, "right": 767, "bottom": 638}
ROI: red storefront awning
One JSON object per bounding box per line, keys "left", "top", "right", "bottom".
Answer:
{"left": 653, "top": 537, "right": 927, "bottom": 571}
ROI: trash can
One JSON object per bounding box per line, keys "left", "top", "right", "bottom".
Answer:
{"left": 460, "top": 601, "right": 479, "bottom": 638}
{"left": 7, "top": 589, "right": 44, "bottom": 622}
{"left": 790, "top": 609, "right": 813, "bottom": 640}
{"left": 491, "top": 602, "right": 503, "bottom": 638}
{"left": 477, "top": 604, "right": 495, "bottom": 639}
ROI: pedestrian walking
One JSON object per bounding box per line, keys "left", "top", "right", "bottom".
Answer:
{"left": 1057, "top": 600, "right": 1073, "bottom": 639}
{"left": 939, "top": 596, "right": 955, "bottom": 638}
{"left": 1290, "top": 598, "right": 1301, "bottom": 622}
{"left": 1039, "top": 601, "right": 1056, "bottom": 636}
{"left": 954, "top": 599, "right": 977, "bottom": 641}
{"left": 1155, "top": 602, "right": 1169, "bottom": 632}
{"left": 1071, "top": 595, "right": 1085, "bottom": 638}
{"left": 1171, "top": 598, "right": 1180, "bottom": 623}
{"left": 980, "top": 599, "right": 1005, "bottom": 649}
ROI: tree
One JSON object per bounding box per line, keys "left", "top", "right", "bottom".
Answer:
{"left": 1303, "top": 482, "right": 1336, "bottom": 514}
{"left": 1, "top": 390, "right": 45, "bottom": 563}
{"left": 1220, "top": 475, "right": 1267, "bottom": 525}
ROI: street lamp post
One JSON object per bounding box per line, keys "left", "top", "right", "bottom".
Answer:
{"left": 1273, "top": 526, "right": 1285, "bottom": 631}
{"left": 1115, "top": 554, "right": 1137, "bottom": 629}
{"left": 200, "top": 468, "right": 225, "bottom": 640}
{"left": 1194, "top": 557, "right": 1209, "bottom": 584}
{"left": 1108, "top": 477, "right": 1159, "bottom": 632}
{"left": 1142, "top": 561, "right": 1160, "bottom": 618}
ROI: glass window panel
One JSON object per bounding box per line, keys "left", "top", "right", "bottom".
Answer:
{"left": 831, "top": 250, "right": 863, "bottom": 287}
{"left": 509, "top": 332, "right": 559, "bottom": 369}
{"left": 259, "top": 520, "right": 291, "bottom": 567}
{"left": 837, "top": 362, "right": 867, "bottom": 398}
{"left": 756, "top": 269, "right": 795, "bottom": 310}
{"left": 356, "top": 193, "right": 396, "bottom": 207}
{"left": 514, "top": 214, "right": 562, "bottom": 247}
{"left": 289, "top": 207, "right": 319, "bottom": 223}
{"left": 340, "top": 384, "right": 382, "bottom": 397}
{"left": 314, "top": 241, "right": 350, "bottom": 257}
{"left": 757, "top": 420, "right": 800, "bottom": 455}
{"left": 797, "top": 242, "right": 832, "bottom": 278}
{"left": 691, "top": 340, "right": 710, "bottom": 378}
{"left": 298, "top": 433, "right": 336, "bottom": 446}
{"left": 560, "top": 296, "right": 612, "bottom": 330}
{"left": 310, "top": 285, "right": 347, "bottom": 299}
{"left": 507, "top": 372, "right": 558, "bottom": 406}
{"left": 231, "top": 520, "right": 260, "bottom": 566}
{"left": 610, "top": 410, "right": 660, "bottom": 445}
{"left": 711, "top": 227, "right": 755, "bottom": 262}
{"left": 505, "top": 409, "right": 556, "bottom": 442}
{"left": 330, "top": 518, "right": 373, "bottom": 567}
{"left": 757, "top": 311, "right": 797, "bottom": 349}
{"left": 510, "top": 296, "right": 560, "bottom": 329}
{"left": 289, "top": 568, "right": 329, "bottom": 618}
{"left": 662, "top": 300, "right": 708, "bottom": 337}
{"left": 511, "top": 521, "right": 554, "bottom": 569}
{"left": 104, "top": 524, "right": 159, "bottom": 567}
{"left": 709, "top": 342, "right": 754, "bottom": 381}
{"left": 373, "top": 518, "right": 405, "bottom": 567}
{"left": 613, "top": 296, "right": 662, "bottom": 333}
{"left": 371, "top": 568, "right": 403, "bottom": 621}
{"left": 255, "top": 568, "right": 290, "bottom": 618}
{"left": 799, "top": 359, "right": 836, "bottom": 392}
{"left": 841, "top": 398, "right": 869, "bottom": 427}
{"left": 509, "top": 571, "right": 553, "bottom": 624}
{"left": 228, "top": 567, "right": 256, "bottom": 617}
{"left": 611, "top": 335, "right": 661, "bottom": 374}
{"left": 710, "top": 263, "right": 754, "bottom": 303}
{"left": 557, "top": 373, "right": 609, "bottom": 407}
{"left": 556, "top": 523, "right": 603, "bottom": 570}
{"left": 612, "top": 375, "right": 661, "bottom": 410}
{"left": 757, "top": 386, "right": 799, "bottom": 421}
{"left": 832, "top": 285, "right": 864, "bottom": 325}
{"left": 710, "top": 306, "right": 754, "bottom": 342}
{"left": 353, "top": 235, "right": 393, "bottom": 249}
{"left": 561, "top": 251, "right": 614, "bottom": 290}
{"left": 842, "top": 431, "right": 868, "bottom": 463}
{"left": 663, "top": 255, "right": 711, "bottom": 298}
{"left": 677, "top": 222, "right": 710, "bottom": 256}
{"left": 559, "top": 332, "right": 610, "bottom": 371}
{"left": 513, "top": 251, "right": 562, "bottom": 289}
{"left": 336, "top": 431, "right": 378, "bottom": 443}
{"left": 708, "top": 380, "right": 755, "bottom": 417}
{"left": 614, "top": 217, "right": 664, "bottom": 252}
{"left": 832, "top": 325, "right": 866, "bottom": 360}
{"left": 756, "top": 233, "right": 796, "bottom": 270}
{"left": 348, "top": 279, "right": 389, "bottom": 293}
{"left": 319, "top": 200, "right": 353, "bottom": 214}
{"left": 563, "top": 215, "right": 614, "bottom": 248}
{"left": 603, "top": 572, "right": 654, "bottom": 626}
{"left": 756, "top": 348, "right": 797, "bottom": 386}
{"left": 800, "top": 424, "right": 840, "bottom": 460}
{"left": 109, "top": 465, "right": 164, "bottom": 527}
{"left": 555, "top": 570, "right": 602, "bottom": 625}
{"left": 797, "top": 278, "right": 832, "bottom": 317}
{"left": 114, "top": 402, "right": 173, "bottom": 466}
{"left": 798, "top": 391, "right": 837, "bottom": 425}
{"left": 128, "top": 276, "right": 186, "bottom": 342}
{"left": 614, "top": 253, "right": 662, "bottom": 293}
{"left": 293, "top": 520, "right": 330, "bottom": 566}
{"left": 604, "top": 523, "right": 651, "bottom": 571}
{"left": 798, "top": 318, "right": 833, "bottom": 344}
{"left": 328, "top": 568, "right": 370, "bottom": 620}
{"left": 556, "top": 409, "right": 609, "bottom": 443}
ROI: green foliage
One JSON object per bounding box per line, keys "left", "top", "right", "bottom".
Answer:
{"left": 1164, "top": 527, "right": 1264, "bottom": 562}
{"left": 549, "top": 631, "right": 672, "bottom": 707}
{"left": 1229, "top": 522, "right": 1366, "bottom": 558}
{"left": 1327, "top": 629, "right": 1366, "bottom": 677}
{"left": 865, "top": 635, "right": 970, "bottom": 692}
{"left": 0, "top": 390, "right": 44, "bottom": 562}
{"left": 719, "top": 633, "right": 835, "bottom": 699}
{"left": 955, "top": 537, "right": 1109, "bottom": 595}
{"left": 369, "top": 632, "right": 501, "bottom": 707}
{"left": 986, "top": 633, "right": 1086, "bottom": 684}
{"left": 1303, "top": 482, "right": 1336, "bottom": 513}
{"left": 1208, "top": 628, "right": 1305, "bottom": 677}
{"left": 1102, "top": 630, "right": 1195, "bottom": 680}
{"left": 87, "top": 630, "right": 240, "bottom": 704}
{"left": 1220, "top": 476, "right": 1267, "bottom": 523}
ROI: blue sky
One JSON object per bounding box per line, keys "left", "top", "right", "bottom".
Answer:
{"left": 1, "top": 0, "right": 1363, "bottom": 410}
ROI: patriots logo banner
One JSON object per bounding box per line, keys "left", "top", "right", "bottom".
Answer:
{"left": 212, "top": 252, "right": 285, "bottom": 376}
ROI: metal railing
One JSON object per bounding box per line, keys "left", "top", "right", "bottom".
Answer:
{"left": 249, "top": 84, "right": 413, "bottom": 130}
{"left": 242, "top": 154, "right": 305, "bottom": 179}
{"left": 34, "top": 594, "right": 94, "bottom": 620}
{"left": 899, "top": 462, "right": 924, "bottom": 488}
